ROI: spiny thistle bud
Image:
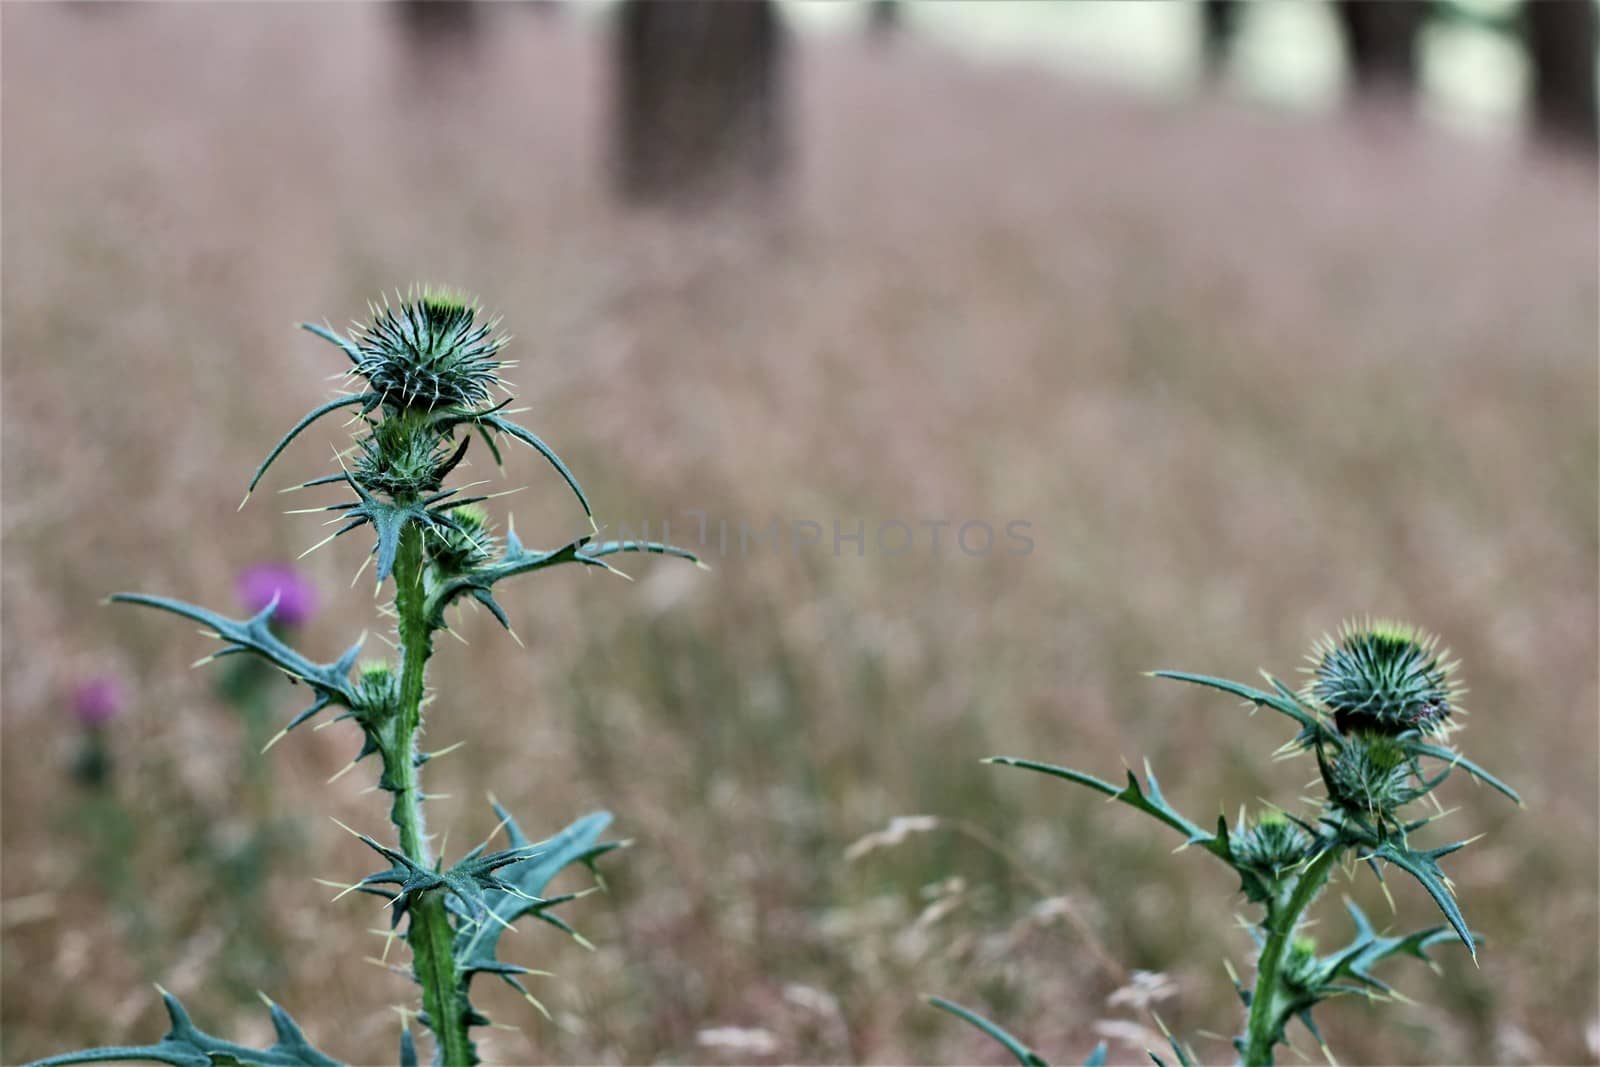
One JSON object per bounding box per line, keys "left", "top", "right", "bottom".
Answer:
{"left": 1281, "top": 936, "right": 1321, "bottom": 993}
{"left": 352, "top": 288, "right": 507, "bottom": 411}
{"left": 1305, "top": 620, "right": 1459, "bottom": 737}
{"left": 353, "top": 415, "right": 468, "bottom": 497}
{"left": 429, "top": 505, "right": 497, "bottom": 574}
{"left": 1323, "top": 732, "right": 1423, "bottom": 817}
{"left": 353, "top": 661, "right": 401, "bottom": 717}
{"left": 1232, "top": 812, "right": 1312, "bottom": 879}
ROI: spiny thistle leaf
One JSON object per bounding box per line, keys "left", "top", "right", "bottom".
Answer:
{"left": 439, "top": 842, "right": 548, "bottom": 924}
{"left": 1323, "top": 899, "right": 1458, "bottom": 995}
{"left": 452, "top": 808, "right": 618, "bottom": 998}
{"left": 109, "top": 594, "right": 360, "bottom": 733}
{"left": 24, "top": 991, "right": 341, "bottom": 1067}
{"left": 425, "top": 530, "right": 701, "bottom": 631}
{"left": 1400, "top": 739, "right": 1522, "bottom": 805}
{"left": 1362, "top": 840, "right": 1476, "bottom": 958}
{"left": 301, "top": 322, "right": 362, "bottom": 365}
{"left": 1151, "top": 671, "right": 1338, "bottom": 751}
{"left": 338, "top": 822, "right": 446, "bottom": 919}
{"left": 413, "top": 404, "right": 593, "bottom": 520}
{"left": 1267, "top": 900, "right": 1463, "bottom": 1050}
{"left": 319, "top": 473, "right": 477, "bottom": 583}
{"left": 926, "top": 996, "right": 1050, "bottom": 1067}
{"left": 473, "top": 413, "right": 591, "bottom": 521}
{"left": 246, "top": 393, "right": 377, "bottom": 497}
{"left": 984, "top": 757, "right": 1225, "bottom": 861}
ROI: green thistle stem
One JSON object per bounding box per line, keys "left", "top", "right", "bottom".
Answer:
{"left": 388, "top": 519, "right": 475, "bottom": 1067}
{"left": 1241, "top": 847, "right": 1339, "bottom": 1066}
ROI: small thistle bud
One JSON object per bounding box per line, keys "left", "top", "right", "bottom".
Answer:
{"left": 1323, "top": 733, "right": 1424, "bottom": 817}
{"left": 1281, "top": 936, "right": 1321, "bottom": 993}
{"left": 352, "top": 288, "right": 506, "bottom": 411}
{"left": 354, "top": 662, "right": 401, "bottom": 718}
{"left": 1232, "top": 812, "right": 1313, "bottom": 879}
{"left": 353, "top": 415, "right": 467, "bottom": 497}
{"left": 429, "top": 505, "right": 497, "bottom": 574}
{"left": 1305, "top": 620, "right": 1459, "bottom": 737}
{"left": 237, "top": 562, "right": 318, "bottom": 627}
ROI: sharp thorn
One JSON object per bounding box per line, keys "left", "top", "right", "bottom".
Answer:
{"left": 522, "top": 992, "right": 552, "bottom": 1021}
{"left": 329, "top": 817, "right": 365, "bottom": 840}
{"left": 327, "top": 759, "right": 361, "bottom": 784}
{"left": 428, "top": 740, "right": 468, "bottom": 761}
{"left": 299, "top": 531, "right": 341, "bottom": 559}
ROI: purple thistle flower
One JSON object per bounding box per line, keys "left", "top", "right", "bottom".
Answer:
{"left": 237, "top": 562, "right": 318, "bottom": 627}
{"left": 70, "top": 675, "right": 124, "bottom": 727}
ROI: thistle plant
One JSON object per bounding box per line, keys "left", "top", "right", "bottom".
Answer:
{"left": 33, "top": 288, "right": 701, "bottom": 1067}
{"left": 68, "top": 675, "right": 124, "bottom": 787}
{"left": 932, "top": 621, "right": 1520, "bottom": 1066}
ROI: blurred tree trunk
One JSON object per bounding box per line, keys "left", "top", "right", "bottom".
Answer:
{"left": 1524, "top": 0, "right": 1598, "bottom": 150}
{"left": 867, "top": 0, "right": 901, "bottom": 42}
{"left": 1333, "top": 0, "right": 1427, "bottom": 96}
{"left": 613, "top": 0, "right": 786, "bottom": 206}
{"left": 392, "top": 0, "right": 481, "bottom": 48}
{"left": 1201, "top": 0, "right": 1241, "bottom": 80}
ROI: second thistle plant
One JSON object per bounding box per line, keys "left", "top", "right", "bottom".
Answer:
{"left": 33, "top": 288, "right": 702, "bottom": 1067}
{"left": 932, "top": 621, "right": 1520, "bottom": 1066}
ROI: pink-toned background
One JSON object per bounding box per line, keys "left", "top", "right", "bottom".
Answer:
{"left": 3, "top": 5, "right": 1595, "bottom": 1064}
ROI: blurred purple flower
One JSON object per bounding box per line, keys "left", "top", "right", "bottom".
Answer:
{"left": 237, "top": 562, "right": 318, "bottom": 627}
{"left": 71, "top": 675, "right": 124, "bottom": 727}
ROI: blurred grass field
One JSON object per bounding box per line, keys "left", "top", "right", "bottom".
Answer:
{"left": 2, "top": 5, "right": 1596, "bottom": 1065}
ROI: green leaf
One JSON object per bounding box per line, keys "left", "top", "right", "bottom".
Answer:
{"left": 25, "top": 991, "right": 341, "bottom": 1067}
{"left": 926, "top": 996, "right": 1049, "bottom": 1067}
{"left": 1151, "top": 671, "right": 1336, "bottom": 750}
{"left": 245, "top": 393, "right": 374, "bottom": 496}
{"left": 1401, "top": 740, "right": 1522, "bottom": 805}
{"left": 452, "top": 808, "right": 619, "bottom": 997}
{"left": 1323, "top": 899, "right": 1458, "bottom": 995}
{"left": 424, "top": 530, "right": 701, "bottom": 631}
{"left": 323, "top": 474, "right": 475, "bottom": 584}
{"left": 986, "top": 757, "right": 1225, "bottom": 861}
{"left": 300, "top": 322, "right": 363, "bottom": 365}
{"left": 477, "top": 414, "right": 592, "bottom": 521}
{"left": 440, "top": 841, "right": 551, "bottom": 924}
{"left": 1363, "top": 841, "right": 1476, "bottom": 958}
{"left": 109, "top": 594, "right": 360, "bottom": 733}
{"left": 335, "top": 821, "right": 447, "bottom": 922}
